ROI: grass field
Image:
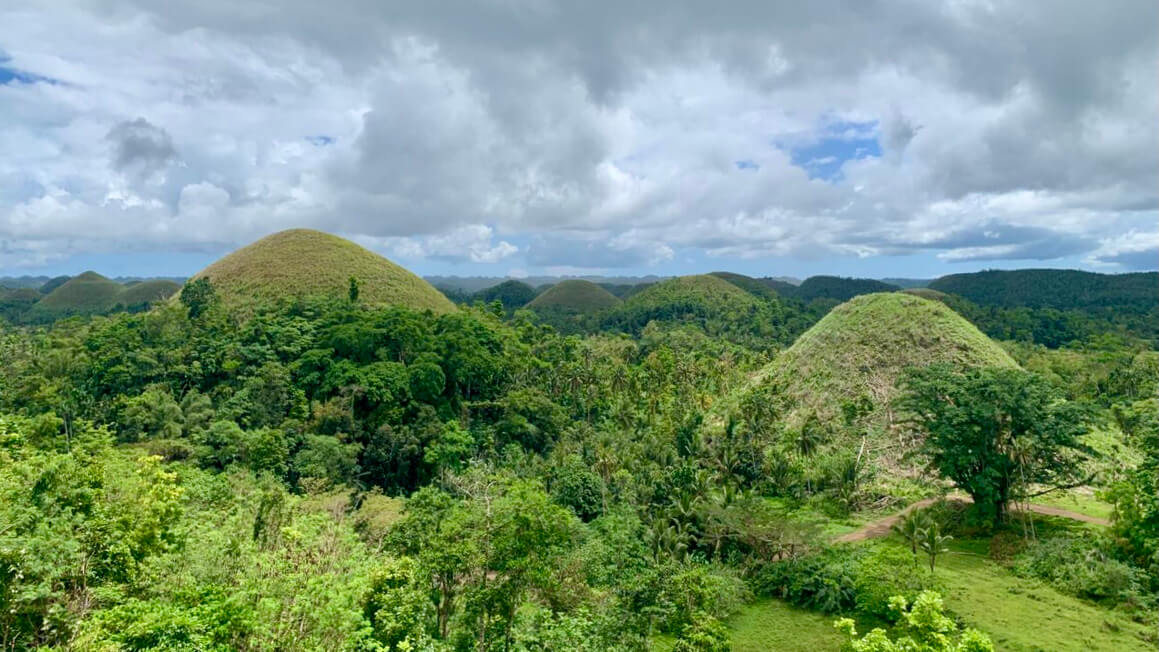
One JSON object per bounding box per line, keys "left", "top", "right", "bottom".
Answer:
{"left": 726, "top": 600, "right": 880, "bottom": 651}
{"left": 718, "top": 532, "right": 1155, "bottom": 652}
{"left": 937, "top": 537, "right": 1154, "bottom": 651}
{"left": 1033, "top": 489, "right": 1114, "bottom": 521}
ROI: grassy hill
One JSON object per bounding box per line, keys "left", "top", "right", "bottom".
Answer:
{"left": 118, "top": 279, "right": 181, "bottom": 307}
{"left": 745, "top": 293, "right": 1016, "bottom": 429}
{"left": 602, "top": 274, "right": 789, "bottom": 346}
{"left": 527, "top": 279, "right": 621, "bottom": 312}
{"left": 29, "top": 271, "right": 125, "bottom": 316}
{"left": 187, "top": 229, "right": 455, "bottom": 313}
{"left": 472, "top": 280, "right": 537, "bottom": 310}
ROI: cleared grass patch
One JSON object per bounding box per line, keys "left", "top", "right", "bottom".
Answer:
{"left": 728, "top": 599, "right": 873, "bottom": 651}
{"left": 936, "top": 538, "right": 1153, "bottom": 652}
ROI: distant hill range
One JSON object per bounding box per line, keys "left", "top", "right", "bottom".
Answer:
{"left": 4, "top": 257, "right": 1154, "bottom": 346}
{"left": 928, "top": 269, "right": 1156, "bottom": 312}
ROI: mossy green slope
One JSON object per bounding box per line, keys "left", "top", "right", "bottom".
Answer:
{"left": 749, "top": 293, "right": 1017, "bottom": 429}
{"left": 188, "top": 229, "right": 455, "bottom": 313}
{"left": 30, "top": 271, "right": 125, "bottom": 315}
{"left": 527, "top": 279, "right": 621, "bottom": 312}
{"left": 616, "top": 274, "right": 762, "bottom": 313}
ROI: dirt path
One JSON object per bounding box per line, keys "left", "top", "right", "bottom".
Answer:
{"left": 834, "top": 496, "right": 1109, "bottom": 543}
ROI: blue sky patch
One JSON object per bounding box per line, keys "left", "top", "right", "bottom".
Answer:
{"left": 307, "top": 135, "right": 335, "bottom": 146}
{"left": 735, "top": 159, "right": 759, "bottom": 171}
{"left": 784, "top": 120, "right": 881, "bottom": 181}
{"left": 0, "top": 52, "right": 58, "bottom": 86}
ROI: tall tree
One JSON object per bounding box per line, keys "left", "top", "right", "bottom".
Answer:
{"left": 898, "top": 365, "right": 1091, "bottom": 526}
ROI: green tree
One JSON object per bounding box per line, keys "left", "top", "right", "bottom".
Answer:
{"left": 180, "top": 277, "right": 217, "bottom": 319}
{"left": 898, "top": 365, "right": 1090, "bottom": 526}
{"left": 423, "top": 420, "right": 474, "bottom": 485}
{"left": 348, "top": 276, "right": 360, "bottom": 303}
{"left": 672, "top": 611, "right": 731, "bottom": 652}
{"left": 361, "top": 556, "right": 434, "bottom": 650}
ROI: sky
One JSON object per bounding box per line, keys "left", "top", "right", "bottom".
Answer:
{"left": 0, "top": 1, "right": 1156, "bottom": 280}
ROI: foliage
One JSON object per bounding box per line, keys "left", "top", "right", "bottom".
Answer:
{"left": 1012, "top": 535, "right": 1153, "bottom": 608}
{"left": 835, "top": 591, "right": 993, "bottom": 652}
{"left": 751, "top": 542, "right": 932, "bottom": 619}
{"left": 899, "top": 364, "right": 1091, "bottom": 525}
{"left": 474, "top": 280, "right": 537, "bottom": 311}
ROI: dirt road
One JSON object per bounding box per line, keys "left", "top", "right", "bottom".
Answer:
{"left": 834, "top": 496, "right": 1109, "bottom": 543}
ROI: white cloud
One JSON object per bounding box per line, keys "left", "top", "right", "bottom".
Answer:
{"left": 0, "top": 0, "right": 1155, "bottom": 273}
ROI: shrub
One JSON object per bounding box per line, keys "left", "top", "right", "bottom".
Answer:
{"left": 1013, "top": 535, "right": 1152, "bottom": 608}
{"left": 751, "top": 542, "right": 934, "bottom": 619}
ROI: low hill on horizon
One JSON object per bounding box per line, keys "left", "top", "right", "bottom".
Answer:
{"left": 527, "top": 279, "right": 621, "bottom": 313}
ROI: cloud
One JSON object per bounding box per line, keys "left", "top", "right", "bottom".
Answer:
{"left": 0, "top": 0, "right": 1155, "bottom": 274}
{"left": 355, "top": 225, "right": 517, "bottom": 264}
{"left": 1087, "top": 231, "right": 1159, "bottom": 270}
{"left": 107, "top": 117, "right": 176, "bottom": 174}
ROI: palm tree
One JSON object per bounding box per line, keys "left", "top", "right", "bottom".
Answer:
{"left": 918, "top": 522, "right": 953, "bottom": 573}
{"left": 891, "top": 511, "right": 928, "bottom": 560}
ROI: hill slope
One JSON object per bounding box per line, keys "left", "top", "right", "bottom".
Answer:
{"left": 602, "top": 274, "right": 788, "bottom": 346}
{"left": 730, "top": 293, "right": 1017, "bottom": 436}
{"left": 188, "top": 229, "right": 455, "bottom": 313}
{"left": 118, "top": 279, "right": 181, "bottom": 307}
{"left": 789, "top": 276, "right": 900, "bottom": 302}
{"left": 30, "top": 271, "right": 125, "bottom": 315}
{"left": 527, "top": 279, "right": 621, "bottom": 312}
{"left": 928, "top": 269, "right": 1157, "bottom": 311}
{"left": 473, "top": 280, "right": 537, "bottom": 310}
{"left": 709, "top": 272, "right": 781, "bottom": 301}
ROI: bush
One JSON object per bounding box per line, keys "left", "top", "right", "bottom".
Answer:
{"left": 1013, "top": 535, "right": 1153, "bottom": 608}
{"left": 751, "top": 542, "right": 934, "bottom": 619}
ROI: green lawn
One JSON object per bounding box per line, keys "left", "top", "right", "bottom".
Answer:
{"left": 726, "top": 600, "right": 873, "bottom": 652}
{"left": 937, "top": 538, "right": 1154, "bottom": 652}
{"left": 1034, "top": 489, "right": 1114, "bottom": 521}
{"left": 719, "top": 535, "right": 1155, "bottom": 652}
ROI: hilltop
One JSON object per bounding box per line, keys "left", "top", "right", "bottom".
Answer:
{"left": 727, "top": 292, "right": 1017, "bottom": 441}
{"left": 28, "top": 271, "right": 125, "bottom": 316}
{"left": 472, "top": 280, "right": 537, "bottom": 310}
{"left": 187, "top": 229, "right": 455, "bottom": 313}
{"left": 527, "top": 279, "right": 621, "bottom": 313}
{"left": 602, "top": 274, "right": 790, "bottom": 346}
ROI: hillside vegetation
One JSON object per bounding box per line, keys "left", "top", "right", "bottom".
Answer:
{"left": 471, "top": 279, "right": 537, "bottom": 310}
{"left": 602, "top": 274, "right": 790, "bottom": 346}
{"left": 788, "top": 275, "right": 900, "bottom": 302}
{"left": 117, "top": 279, "right": 182, "bottom": 306}
{"left": 188, "top": 229, "right": 455, "bottom": 313}
{"left": 929, "top": 269, "right": 1156, "bottom": 310}
{"left": 28, "top": 271, "right": 126, "bottom": 316}
{"left": 527, "top": 279, "right": 621, "bottom": 312}
{"left": 745, "top": 293, "right": 1017, "bottom": 430}
{"left": 709, "top": 272, "right": 782, "bottom": 301}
